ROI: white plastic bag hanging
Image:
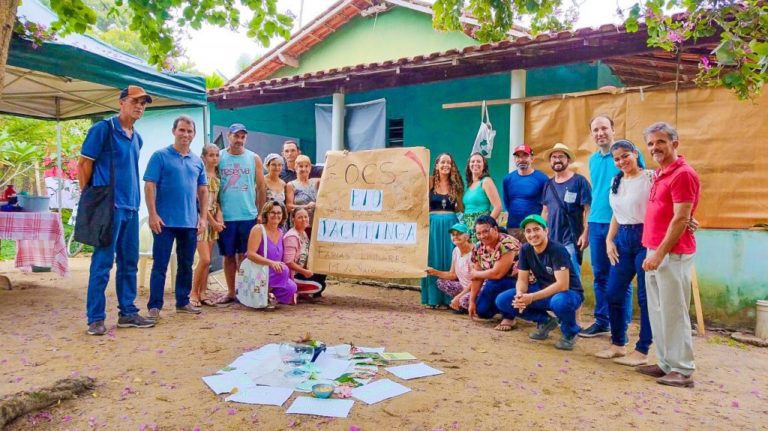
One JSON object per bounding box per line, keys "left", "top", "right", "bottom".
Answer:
{"left": 471, "top": 101, "right": 496, "bottom": 158}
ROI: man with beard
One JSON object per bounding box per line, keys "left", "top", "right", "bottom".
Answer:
{"left": 143, "top": 115, "right": 208, "bottom": 320}
{"left": 541, "top": 143, "right": 592, "bottom": 280}
{"left": 637, "top": 122, "right": 700, "bottom": 388}
{"left": 502, "top": 144, "right": 548, "bottom": 242}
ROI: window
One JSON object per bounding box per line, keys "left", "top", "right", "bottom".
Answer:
{"left": 387, "top": 118, "right": 404, "bottom": 147}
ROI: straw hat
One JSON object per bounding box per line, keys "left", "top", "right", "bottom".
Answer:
{"left": 545, "top": 143, "right": 576, "bottom": 160}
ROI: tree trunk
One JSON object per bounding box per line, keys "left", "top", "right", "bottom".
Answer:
{"left": 0, "top": 0, "right": 21, "bottom": 97}
{"left": 0, "top": 376, "right": 96, "bottom": 428}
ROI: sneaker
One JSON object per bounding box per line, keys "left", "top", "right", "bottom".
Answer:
{"left": 117, "top": 314, "right": 155, "bottom": 328}
{"left": 147, "top": 308, "right": 161, "bottom": 321}
{"left": 87, "top": 320, "right": 107, "bottom": 336}
{"left": 555, "top": 334, "right": 577, "bottom": 350}
{"left": 578, "top": 322, "right": 610, "bottom": 338}
{"left": 529, "top": 317, "right": 559, "bottom": 340}
{"left": 176, "top": 303, "right": 202, "bottom": 314}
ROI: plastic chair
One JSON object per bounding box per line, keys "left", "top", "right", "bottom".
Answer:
{"left": 138, "top": 216, "right": 176, "bottom": 288}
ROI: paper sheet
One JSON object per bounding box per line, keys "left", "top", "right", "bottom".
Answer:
{"left": 385, "top": 363, "right": 444, "bottom": 380}
{"left": 380, "top": 352, "right": 416, "bottom": 361}
{"left": 225, "top": 386, "right": 294, "bottom": 406}
{"left": 202, "top": 371, "right": 255, "bottom": 394}
{"left": 286, "top": 397, "right": 354, "bottom": 418}
{"left": 312, "top": 352, "right": 352, "bottom": 380}
{"left": 351, "top": 379, "right": 411, "bottom": 405}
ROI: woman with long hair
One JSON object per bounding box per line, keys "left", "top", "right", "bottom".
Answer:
{"left": 595, "top": 139, "right": 653, "bottom": 365}
{"left": 246, "top": 201, "right": 297, "bottom": 305}
{"left": 284, "top": 208, "right": 327, "bottom": 299}
{"left": 421, "top": 153, "right": 464, "bottom": 308}
{"left": 191, "top": 144, "right": 225, "bottom": 307}
{"left": 462, "top": 152, "right": 502, "bottom": 242}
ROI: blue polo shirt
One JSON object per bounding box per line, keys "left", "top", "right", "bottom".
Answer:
{"left": 588, "top": 149, "right": 646, "bottom": 223}
{"left": 143, "top": 145, "right": 207, "bottom": 228}
{"left": 80, "top": 116, "right": 142, "bottom": 210}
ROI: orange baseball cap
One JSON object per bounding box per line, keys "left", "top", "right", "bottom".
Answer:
{"left": 119, "top": 85, "right": 153, "bottom": 103}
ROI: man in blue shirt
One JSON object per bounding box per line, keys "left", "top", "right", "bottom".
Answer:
{"left": 78, "top": 86, "right": 156, "bottom": 335}
{"left": 541, "top": 143, "right": 592, "bottom": 281}
{"left": 580, "top": 115, "right": 642, "bottom": 338}
{"left": 502, "top": 144, "right": 548, "bottom": 242}
{"left": 493, "top": 214, "right": 584, "bottom": 350}
{"left": 143, "top": 115, "right": 208, "bottom": 320}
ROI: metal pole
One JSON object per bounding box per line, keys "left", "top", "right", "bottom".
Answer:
{"left": 202, "top": 104, "right": 210, "bottom": 146}
{"left": 55, "top": 97, "right": 63, "bottom": 210}
{"left": 331, "top": 91, "right": 345, "bottom": 151}
{"left": 509, "top": 69, "right": 526, "bottom": 172}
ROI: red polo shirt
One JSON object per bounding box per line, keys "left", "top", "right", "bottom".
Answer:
{"left": 642, "top": 156, "right": 700, "bottom": 254}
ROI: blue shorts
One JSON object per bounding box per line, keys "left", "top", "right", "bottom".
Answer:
{"left": 217, "top": 219, "right": 256, "bottom": 257}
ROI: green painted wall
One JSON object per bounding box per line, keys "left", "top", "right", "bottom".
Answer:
{"left": 271, "top": 8, "right": 478, "bottom": 79}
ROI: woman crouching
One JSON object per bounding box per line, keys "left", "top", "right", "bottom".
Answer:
{"left": 246, "top": 201, "right": 297, "bottom": 305}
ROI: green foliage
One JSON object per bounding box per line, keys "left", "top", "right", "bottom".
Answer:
{"left": 205, "top": 73, "right": 226, "bottom": 89}
{"left": 97, "top": 27, "right": 150, "bottom": 59}
{"left": 436, "top": 0, "right": 768, "bottom": 100}
{"left": 46, "top": 0, "right": 293, "bottom": 67}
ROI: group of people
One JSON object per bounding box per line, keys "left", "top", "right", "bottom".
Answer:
{"left": 80, "top": 85, "right": 700, "bottom": 389}
{"left": 81, "top": 86, "right": 326, "bottom": 339}
{"left": 423, "top": 115, "right": 700, "bottom": 388}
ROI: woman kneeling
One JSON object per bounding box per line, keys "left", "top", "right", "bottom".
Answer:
{"left": 246, "top": 201, "right": 297, "bottom": 305}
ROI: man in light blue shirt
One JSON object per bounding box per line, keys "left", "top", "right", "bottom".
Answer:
{"left": 580, "top": 115, "right": 643, "bottom": 338}
{"left": 144, "top": 115, "right": 208, "bottom": 320}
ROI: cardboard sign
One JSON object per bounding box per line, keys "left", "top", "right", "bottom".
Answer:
{"left": 308, "top": 147, "right": 430, "bottom": 278}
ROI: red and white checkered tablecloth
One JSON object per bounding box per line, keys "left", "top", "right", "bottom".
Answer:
{"left": 0, "top": 212, "right": 69, "bottom": 277}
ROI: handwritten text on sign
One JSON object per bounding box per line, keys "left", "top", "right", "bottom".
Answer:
{"left": 316, "top": 218, "right": 416, "bottom": 244}
{"left": 349, "top": 189, "right": 383, "bottom": 212}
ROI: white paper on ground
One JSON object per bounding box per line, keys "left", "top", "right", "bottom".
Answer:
{"left": 202, "top": 371, "right": 255, "bottom": 394}
{"left": 312, "top": 352, "right": 352, "bottom": 380}
{"left": 328, "top": 344, "right": 385, "bottom": 356}
{"left": 351, "top": 379, "right": 411, "bottom": 404}
{"left": 286, "top": 397, "right": 354, "bottom": 418}
{"left": 225, "top": 386, "right": 293, "bottom": 406}
{"left": 385, "top": 363, "right": 444, "bottom": 380}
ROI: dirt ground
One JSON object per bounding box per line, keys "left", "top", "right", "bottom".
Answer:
{"left": 1, "top": 258, "right": 767, "bottom": 431}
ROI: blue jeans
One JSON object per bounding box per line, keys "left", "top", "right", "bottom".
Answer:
{"left": 607, "top": 224, "right": 652, "bottom": 354}
{"left": 589, "top": 222, "right": 633, "bottom": 328}
{"left": 148, "top": 227, "right": 198, "bottom": 310}
{"left": 86, "top": 208, "right": 140, "bottom": 324}
{"left": 475, "top": 277, "right": 517, "bottom": 319}
{"left": 495, "top": 283, "right": 584, "bottom": 338}
{"left": 563, "top": 242, "right": 582, "bottom": 281}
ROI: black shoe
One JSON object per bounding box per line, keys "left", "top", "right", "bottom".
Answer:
{"left": 555, "top": 334, "right": 577, "bottom": 350}
{"left": 578, "top": 322, "right": 610, "bottom": 338}
{"left": 117, "top": 314, "right": 155, "bottom": 328}
{"left": 529, "top": 317, "right": 559, "bottom": 340}
{"left": 87, "top": 320, "right": 106, "bottom": 336}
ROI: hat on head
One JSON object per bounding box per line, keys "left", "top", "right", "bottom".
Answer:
{"left": 513, "top": 144, "right": 532, "bottom": 156}
{"left": 264, "top": 153, "right": 282, "bottom": 167}
{"left": 229, "top": 123, "right": 247, "bottom": 134}
{"left": 545, "top": 143, "right": 575, "bottom": 160}
{"left": 448, "top": 223, "right": 469, "bottom": 235}
{"left": 119, "top": 85, "right": 152, "bottom": 103}
{"left": 520, "top": 214, "right": 547, "bottom": 229}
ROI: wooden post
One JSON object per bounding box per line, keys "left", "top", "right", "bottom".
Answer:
{"left": 691, "top": 263, "right": 706, "bottom": 336}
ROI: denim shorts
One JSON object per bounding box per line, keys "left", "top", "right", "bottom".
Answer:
{"left": 217, "top": 219, "right": 256, "bottom": 256}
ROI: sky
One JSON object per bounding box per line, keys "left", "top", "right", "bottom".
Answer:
{"left": 182, "top": 0, "right": 639, "bottom": 78}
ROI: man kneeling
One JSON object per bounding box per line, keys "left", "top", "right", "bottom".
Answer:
{"left": 495, "top": 214, "right": 584, "bottom": 350}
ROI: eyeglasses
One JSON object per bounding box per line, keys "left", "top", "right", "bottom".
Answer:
{"left": 268, "top": 211, "right": 283, "bottom": 216}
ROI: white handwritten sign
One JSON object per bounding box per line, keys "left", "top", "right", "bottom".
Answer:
{"left": 349, "top": 189, "right": 383, "bottom": 212}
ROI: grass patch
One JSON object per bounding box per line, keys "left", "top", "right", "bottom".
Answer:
{"left": 706, "top": 335, "right": 748, "bottom": 349}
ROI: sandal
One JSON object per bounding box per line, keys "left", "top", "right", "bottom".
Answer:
{"left": 189, "top": 298, "right": 202, "bottom": 308}
{"left": 494, "top": 320, "right": 517, "bottom": 332}
{"left": 201, "top": 298, "right": 217, "bottom": 306}
{"left": 215, "top": 296, "right": 237, "bottom": 307}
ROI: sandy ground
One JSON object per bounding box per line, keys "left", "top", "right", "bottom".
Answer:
{"left": 1, "top": 257, "right": 767, "bottom": 431}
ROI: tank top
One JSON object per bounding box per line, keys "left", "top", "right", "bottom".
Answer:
{"left": 290, "top": 179, "right": 318, "bottom": 226}
{"left": 219, "top": 149, "right": 258, "bottom": 221}
{"left": 463, "top": 178, "right": 492, "bottom": 213}
{"left": 429, "top": 192, "right": 458, "bottom": 212}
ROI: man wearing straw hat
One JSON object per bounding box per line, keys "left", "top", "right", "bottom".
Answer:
{"left": 541, "top": 143, "right": 592, "bottom": 281}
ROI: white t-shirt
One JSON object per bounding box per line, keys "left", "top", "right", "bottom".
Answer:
{"left": 608, "top": 170, "right": 654, "bottom": 225}
{"left": 453, "top": 246, "right": 473, "bottom": 288}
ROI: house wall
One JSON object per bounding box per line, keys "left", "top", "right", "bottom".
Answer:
{"left": 271, "top": 8, "right": 480, "bottom": 79}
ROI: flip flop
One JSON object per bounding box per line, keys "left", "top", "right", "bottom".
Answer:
{"left": 215, "top": 296, "right": 237, "bottom": 307}
{"left": 201, "top": 298, "right": 217, "bottom": 307}
{"left": 494, "top": 322, "right": 516, "bottom": 331}
{"left": 189, "top": 298, "right": 202, "bottom": 308}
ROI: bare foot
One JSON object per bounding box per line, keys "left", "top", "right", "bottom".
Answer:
{"left": 613, "top": 350, "right": 648, "bottom": 366}
{"left": 595, "top": 344, "right": 627, "bottom": 359}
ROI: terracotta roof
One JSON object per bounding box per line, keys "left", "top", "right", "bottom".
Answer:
{"left": 209, "top": 20, "right": 720, "bottom": 108}
{"left": 229, "top": 0, "right": 529, "bottom": 86}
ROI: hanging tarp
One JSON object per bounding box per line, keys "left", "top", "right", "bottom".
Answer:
{"left": 315, "top": 98, "right": 386, "bottom": 153}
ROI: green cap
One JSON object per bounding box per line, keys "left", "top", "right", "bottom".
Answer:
{"left": 520, "top": 214, "right": 547, "bottom": 229}
{"left": 448, "top": 223, "right": 469, "bottom": 234}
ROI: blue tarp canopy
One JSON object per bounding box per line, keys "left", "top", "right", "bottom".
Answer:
{"left": 1, "top": 0, "right": 207, "bottom": 120}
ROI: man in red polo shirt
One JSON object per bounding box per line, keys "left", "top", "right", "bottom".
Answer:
{"left": 636, "top": 122, "right": 700, "bottom": 388}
